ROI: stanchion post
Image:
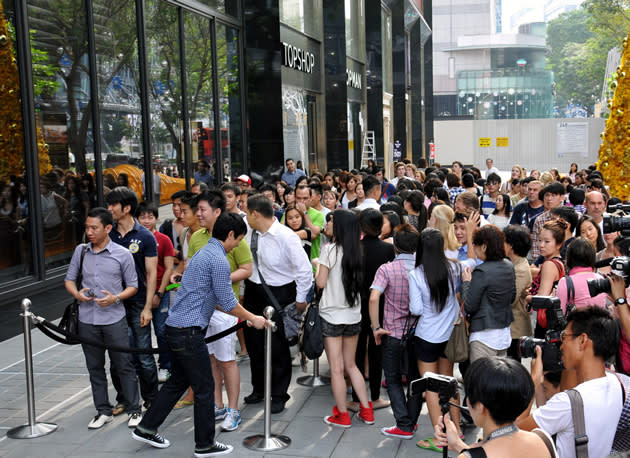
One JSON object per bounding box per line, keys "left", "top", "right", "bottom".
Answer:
{"left": 7, "top": 299, "right": 58, "bottom": 439}
{"left": 297, "top": 356, "right": 330, "bottom": 387}
{"left": 243, "top": 307, "right": 291, "bottom": 451}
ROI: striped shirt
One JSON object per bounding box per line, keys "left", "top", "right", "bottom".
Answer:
{"left": 480, "top": 194, "right": 497, "bottom": 219}
{"left": 371, "top": 253, "right": 416, "bottom": 339}
{"left": 166, "top": 237, "right": 238, "bottom": 329}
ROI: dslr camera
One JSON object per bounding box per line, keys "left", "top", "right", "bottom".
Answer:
{"left": 588, "top": 204, "right": 630, "bottom": 297}
{"left": 410, "top": 372, "right": 459, "bottom": 401}
{"left": 520, "top": 296, "right": 566, "bottom": 372}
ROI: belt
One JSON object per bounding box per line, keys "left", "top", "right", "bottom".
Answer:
{"left": 166, "top": 325, "right": 207, "bottom": 335}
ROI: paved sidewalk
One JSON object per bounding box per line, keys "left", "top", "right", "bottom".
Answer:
{"left": 0, "top": 323, "right": 480, "bottom": 457}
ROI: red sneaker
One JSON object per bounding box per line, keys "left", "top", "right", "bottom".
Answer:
{"left": 381, "top": 425, "right": 413, "bottom": 439}
{"left": 324, "top": 406, "right": 352, "bottom": 428}
{"left": 357, "top": 402, "right": 375, "bottom": 425}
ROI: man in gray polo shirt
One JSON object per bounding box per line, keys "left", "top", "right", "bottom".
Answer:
{"left": 64, "top": 207, "right": 142, "bottom": 430}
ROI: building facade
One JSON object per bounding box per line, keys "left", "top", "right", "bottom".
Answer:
{"left": 0, "top": 0, "right": 431, "bottom": 338}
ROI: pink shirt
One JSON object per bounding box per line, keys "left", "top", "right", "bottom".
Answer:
{"left": 556, "top": 266, "right": 608, "bottom": 313}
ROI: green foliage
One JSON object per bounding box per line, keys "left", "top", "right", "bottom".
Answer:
{"left": 6, "top": 22, "right": 59, "bottom": 98}
{"left": 546, "top": 1, "right": 630, "bottom": 114}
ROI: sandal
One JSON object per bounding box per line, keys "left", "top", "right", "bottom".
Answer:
{"left": 372, "top": 399, "right": 391, "bottom": 410}
{"left": 416, "top": 437, "right": 443, "bottom": 452}
{"left": 174, "top": 399, "right": 194, "bottom": 409}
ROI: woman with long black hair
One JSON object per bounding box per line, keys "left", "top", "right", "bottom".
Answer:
{"left": 411, "top": 228, "right": 464, "bottom": 451}
{"left": 316, "top": 209, "right": 374, "bottom": 428}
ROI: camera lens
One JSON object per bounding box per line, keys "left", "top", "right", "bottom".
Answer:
{"left": 587, "top": 277, "right": 611, "bottom": 297}
{"left": 518, "top": 337, "right": 545, "bottom": 359}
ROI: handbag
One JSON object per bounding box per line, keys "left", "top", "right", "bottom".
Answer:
{"left": 400, "top": 313, "right": 420, "bottom": 376}
{"left": 445, "top": 302, "right": 469, "bottom": 363}
{"left": 59, "top": 244, "right": 88, "bottom": 343}
{"left": 299, "top": 288, "right": 324, "bottom": 361}
{"left": 250, "top": 232, "right": 304, "bottom": 345}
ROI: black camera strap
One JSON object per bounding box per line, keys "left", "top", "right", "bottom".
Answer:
{"left": 566, "top": 275, "right": 576, "bottom": 311}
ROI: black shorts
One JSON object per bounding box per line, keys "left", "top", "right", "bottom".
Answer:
{"left": 413, "top": 336, "right": 448, "bottom": 363}
{"left": 321, "top": 318, "right": 362, "bottom": 338}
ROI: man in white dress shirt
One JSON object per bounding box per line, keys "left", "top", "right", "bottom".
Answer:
{"left": 242, "top": 195, "right": 313, "bottom": 414}
{"left": 356, "top": 175, "right": 382, "bottom": 211}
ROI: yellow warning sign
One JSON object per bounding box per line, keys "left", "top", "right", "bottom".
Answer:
{"left": 496, "top": 137, "right": 509, "bottom": 147}
{"left": 479, "top": 137, "right": 491, "bottom": 147}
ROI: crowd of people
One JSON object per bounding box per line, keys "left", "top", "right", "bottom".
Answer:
{"left": 61, "top": 155, "right": 630, "bottom": 457}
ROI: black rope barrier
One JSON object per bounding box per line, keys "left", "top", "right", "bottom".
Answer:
{"left": 34, "top": 318, "right": 247, "bottom": 354}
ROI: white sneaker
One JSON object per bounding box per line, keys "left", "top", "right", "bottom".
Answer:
{"left": 88, "top": 414, "right": 113, "bottom": 429}
{"left": 158, "top": 369, "right": 170, "bottom": 383}
{"left": 127, "top": 411, "right": 142, "bottom": 428}
{"left": 220, "top": 408, "right": 242, "bottom": 432}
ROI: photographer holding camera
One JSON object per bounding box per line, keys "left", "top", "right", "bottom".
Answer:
{"left": 518, "top": 306, "right": 623, "bottom": 458}
{"left": 433, "top": 357, "right": 557, "bottom": 457}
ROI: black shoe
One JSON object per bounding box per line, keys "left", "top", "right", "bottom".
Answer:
{"left": 194, "top": 441, "right": 234, "bottom": 457}
{"left": 131, "top": 428, "right": 171, "bottom": 448}
{"left": 270, "top": 400, "right": 285, "bottom": 414}
{"left": 244, "top": 392, "right": 263, "bottom": 404}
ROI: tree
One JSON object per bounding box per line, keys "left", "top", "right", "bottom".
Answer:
{"left": 30, "top": 0, "right": 137, "bottom": 174}
{"left": 546, "top": 2, "right": 630, "bottom": 115}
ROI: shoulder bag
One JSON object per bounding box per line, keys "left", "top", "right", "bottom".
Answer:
{"left": 400, "top": 313, "right": 420, "bottom": 376}
{"left": 250, "top": 231, "right": 304, "bottom": 345}
{"left": 445, "top": 301, "right": 469, "bottom": 363}
{"left": 59, "top": 244, "right": 88, "bottom": 343}
{"left": 298, "top": 288, "right": 324, "bottom": 362}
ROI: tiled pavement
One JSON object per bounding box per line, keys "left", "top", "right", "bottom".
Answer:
{"left": 0, "top": 321, "right": 481, "bottom": 457}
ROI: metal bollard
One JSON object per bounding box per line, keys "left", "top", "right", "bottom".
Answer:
{"left": 297, "top": 356, "right": 330, "bottom": 387}
{"left": 243, "top": 307, "right": 291, "bottom": 451}
{"left": 7, "top": 299, "right": 58, "bottom": 439}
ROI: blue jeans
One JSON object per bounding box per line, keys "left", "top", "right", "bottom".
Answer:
{"left": 381, "top": 335, "right": 422, "bottom": 432}
{"left": 152, "top": 293, "right": 171, "bottom": 370}
{"left": 139, "top": 326, "right": 215, "bottom": 449}
{"left": 112, "top": 301, "right": 158, "bottom": 405}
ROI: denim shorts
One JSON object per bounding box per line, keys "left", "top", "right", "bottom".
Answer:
{"left": 321, "top": 318, "right": 362, "bottom": 337}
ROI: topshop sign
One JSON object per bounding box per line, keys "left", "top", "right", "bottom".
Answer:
{"left": 282, "top": 41, "right": 315, "bottom": 74}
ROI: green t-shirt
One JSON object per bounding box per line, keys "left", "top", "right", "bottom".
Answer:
{"left": 188, "top": 228, "right": 253, "bottom": 299}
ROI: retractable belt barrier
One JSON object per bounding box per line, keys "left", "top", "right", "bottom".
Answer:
{"left": 32, "top": 313, "right": 247, "bottom": 354}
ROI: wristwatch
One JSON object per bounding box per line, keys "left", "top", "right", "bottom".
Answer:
{"left": 156, "top": 291, "right": 164, "bottom": 299}
{"left": 114, "top": 295, "right": 121, "bottom": 305}
{"left": 371, "top": 325, "right": 381, "bottom": 332}
{"left": 615, "top": 297, "right": 628, "bottom": 306}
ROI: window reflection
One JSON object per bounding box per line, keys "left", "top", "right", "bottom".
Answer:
{"left": 184, "top": 11, "right": 216, "bottom": 185}
{"left": 216, "top": 24, "right": 242, "bottom": 179}
{"left": 145, "top": 0, "right": 182, "bottom": 200}
{"left": 0, "top": 1, "right": 32, "bottom": 281}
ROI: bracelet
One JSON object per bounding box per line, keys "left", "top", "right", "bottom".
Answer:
{"left": 371, "top": 325, "right": 381, "bottom": 331}
{"left": 156, "top": 291, "right": 164, "bottom": 299}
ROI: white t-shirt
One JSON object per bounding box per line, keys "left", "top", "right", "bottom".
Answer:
{"left": 319, "top": 243, "right": 361, "bottom": 325}
{"left": 469, "top": 327, "right": 511, "bottom": 350}
{"left": 533, "top": 372, "right": 623, "bottom": 458}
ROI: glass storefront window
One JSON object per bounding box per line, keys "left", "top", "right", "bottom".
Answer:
{"left": 94, "top": 0, "right": 143, "bottom": 203}
{"left": 184, "top": 12, "right": 215, "bottom": 185}
{"left": 146, "top": 0, "right": 182, "bottom": 200}
{"left": 280, "top": 0, "right": 322, "bottom": 39}
{"left": 381, "top": 7, "right": 392, "bottom": 94}
{"left": 282, "top": 85, "right": 308, "bottom": 170}
{"left": 195, "top": 0, "right": 239, "bottom": 17}
{"left": 216, "top": 24, "right": 243, "bottom": 179}
{"left": 345, "top": 0, "right": 365, "bottom": 61}
{"left": 0, "top": 0, "right": 33, "bottom": 282}
{"left": 27, "top": 0, "right": 103, "bottom": 270}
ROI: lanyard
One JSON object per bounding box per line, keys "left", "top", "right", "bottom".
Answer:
{"left": 485, "top": 424, "right": 518, "bottom": 443}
